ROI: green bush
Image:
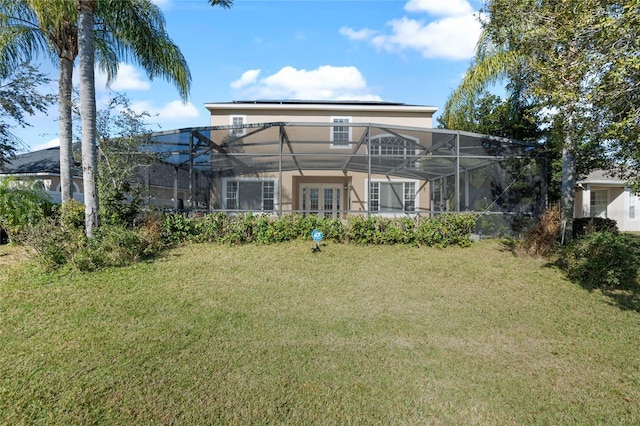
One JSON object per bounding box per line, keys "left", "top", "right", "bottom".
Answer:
{"left": 28, "top": 218, "right": 165, "bottom": 272}
{"left": 0, "top": 178, "right": 53, "bottom": 242}
{"left": 27, "top": 218, "right": 84, "bottom": 270}
{"left": 161, "top": 213, "right": 347, "bottom": 246}
{"left": 557, "top": 232, "right": 640, "bottom": 288}
{"left": 572, "top": 217, "right": 619, "bottom": 239}
{"left": 56, "top": 200, "right": 86, "bottom": 230}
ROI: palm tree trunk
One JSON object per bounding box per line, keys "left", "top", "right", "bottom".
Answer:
{"left": 59, "top": 56, "right": 74, "bottom": 203}
{"left": 77, "top": 0, "right": 99, "bottom": 237}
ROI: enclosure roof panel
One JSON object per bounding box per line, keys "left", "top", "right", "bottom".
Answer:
{"left": 145, "top": 122, "right": 540, "bottom": 179}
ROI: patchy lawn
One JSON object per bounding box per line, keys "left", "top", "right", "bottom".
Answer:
{"left": 1, "top": 240, "right": 639, "bottom": 424}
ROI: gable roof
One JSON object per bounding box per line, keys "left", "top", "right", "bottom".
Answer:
{"left": 577, "top": 169, "right": 627, "bottom": 185}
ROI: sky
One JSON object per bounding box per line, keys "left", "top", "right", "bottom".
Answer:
{"left": 15, "top": 0, "right": 485, "bottom": 152}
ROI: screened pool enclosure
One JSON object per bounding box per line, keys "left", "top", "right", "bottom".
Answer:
{"left": 146, "top": 122, "right": 545, "bottom": 235}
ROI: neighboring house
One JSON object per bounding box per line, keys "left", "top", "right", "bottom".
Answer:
{"left": 574, "top": 170, "right": 640, "bottom": 232}
{"left": 145, "top": 100, "right": 542, "bottom": 219}
{"left": 0, "top": 147, "right": 85, "bottom": 203}
{"left": 0, "top": 146, "right": 206, "bottom": 209}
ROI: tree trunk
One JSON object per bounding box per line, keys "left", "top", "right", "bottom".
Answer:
{"left": 560, "top": 113, "right": 577, "bottom": 243}
{"left": 77, "top": 0, "right": 99, "bottom": 237}
{"left": 59, "top": 56, "right": 74, "bottom": 203}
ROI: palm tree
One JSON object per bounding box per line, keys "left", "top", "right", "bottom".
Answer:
{"left": 0, "top": 0, "right": 77, "bottom": 202}
{"left": 1, "top": 0, "right": 230, "bottom": 236}
{"left": 74, "top": 0, "right": 232, "bottom": 236}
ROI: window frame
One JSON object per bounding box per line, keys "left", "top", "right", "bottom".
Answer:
{"left": 229, "top": 115, "right": 247, "bottom": 137}
{"left": 222, "top": 177, "right": 277, "bottom": 212}
{"left": 330, "top": 116, "right": 352, "bottom": 149}
{"left": 590, "top": 188, "right": 608, "bottom": 218}
{"left": 369, "top": 134, "right": 420, "bottom": 168}
{"left": 366, "top": 178, "right": 418, "bottom": 215}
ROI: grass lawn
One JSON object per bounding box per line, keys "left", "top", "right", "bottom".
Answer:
{"left": 1, "top": 240, "right": 639, "bottom": 424}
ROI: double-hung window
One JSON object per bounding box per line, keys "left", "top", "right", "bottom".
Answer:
{"left": 369, "top": 181, "right": 416, "bottom": 213}
{"left": 628, "top": 189, "right": 636, "bottom": 220}
{"left": 230, "top": 115, "right": 246, "bottom": 137}
{"left": 590, "top": 189, "right": 607, "bottom": 218}
{"left": 225, "top": 179, "right": 276, "bottom": 211}
{"left": 331, "top": 117, "right": 351, "bottom": 148}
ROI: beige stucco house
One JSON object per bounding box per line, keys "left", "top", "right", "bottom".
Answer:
{"left": 204, "top": 100, "right": 437, "bottom": 217}
{"left": 146, "top": 100, "right": 542, "bottom": 221}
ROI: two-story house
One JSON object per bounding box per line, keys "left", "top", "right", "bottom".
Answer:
{"left": 177, "top": 100, "right": 540, "bottom": 219}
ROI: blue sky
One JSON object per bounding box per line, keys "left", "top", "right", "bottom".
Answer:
{"left": 17, "top": 0, "right": 484, "bottom": 152}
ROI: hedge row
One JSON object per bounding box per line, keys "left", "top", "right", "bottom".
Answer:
{"left": 163, "top": 212, "right": 478, "bottom": 248}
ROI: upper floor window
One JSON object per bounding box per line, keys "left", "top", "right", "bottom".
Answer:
{"left": 331, "top": 117, "right": 351, "bottom": 148}
{"left": 230, "top": 115, "right": 246, "bottom": 137}
{"left": 370, "top": 134, "right": 419, "bottom": 167}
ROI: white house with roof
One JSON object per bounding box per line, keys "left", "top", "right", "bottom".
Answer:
{"left": 574, "top": 170, "right": 640, "bottom": 232}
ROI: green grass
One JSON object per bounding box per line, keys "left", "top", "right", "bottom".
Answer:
{"left": 1, "top": 240, "right": 639, "bottom": 425}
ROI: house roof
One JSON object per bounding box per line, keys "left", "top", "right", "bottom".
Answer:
{"left": 0, "top": 147, "right": 81, "bottom": 176}
{"left": 577, "top": 170, "right": 627, "bottom": 185}
{"left": 205, "top": 100, "right": 438, "bottom": 114}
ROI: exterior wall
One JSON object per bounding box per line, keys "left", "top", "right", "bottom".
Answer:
{"left": 206, "top": 102, "right": 436, "bottom": 216}
{"left": 206, "top": 103, "right": 435, "bottom": 129}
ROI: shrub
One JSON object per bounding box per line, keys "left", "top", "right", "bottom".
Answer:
{"left": 0, "top": 178, "right": 54, "bottom": 242}
{"left": 26, "top": 218, "right": 84, "bottom": 270}
{"left": 572, "top": 217, "right": 618, "bottom": 239}
{"left": 557, "top": 232, "right": 640, "bottom": 288}
{"left": 27, "top": 217, "right": 165, "bottom": 272}
{"left": 56, "top": 200, "right": 86, "bottom": 230}
{"left": 416, "top": 214, "right": 477, "bottom": 248}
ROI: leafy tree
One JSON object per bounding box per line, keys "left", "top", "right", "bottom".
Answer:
{"left": 592, "top": 1, "right": 640, "bottom": 191}
{"left": 438, "top": 91, "right": 543, "bottom": 142}
{"left": 444, "top": 0, "right": 619, "bottom": 241}
{"left": 0, "top": 63, "right": 55, "bottom": 166}
{"left": 91, "top": 93, "right": 158, "bottom": 227}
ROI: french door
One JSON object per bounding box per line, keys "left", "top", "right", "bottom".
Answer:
{"left": 300, "top": 184, "right": 342, "bottom": 218}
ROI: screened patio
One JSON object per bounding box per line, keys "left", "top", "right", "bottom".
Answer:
{"left": 146, "top": 122, "right": 545, "bottom": 234}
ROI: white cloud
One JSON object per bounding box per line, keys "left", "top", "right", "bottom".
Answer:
{"left": 230, "top": 69, "right": 261, "bottom": 89}
{"left": 131, "top": 100, "right": 200, "bottom": 121}
{"left": 405, "top": 0, "right": 473, "bottom": 16}
{"left": 95, "top": 63, "right": 150, "bottom": 92}
{"left": 341, "top": 0, "right": 481, "bottom": 61}
{"left": 230, "top": 65, "right": 382, "bottom": 101}
{"left": 30, "top": 137, "right": 60, "bottom": 152}
{"left": 339, "top": 27, "right": 377, "bottom": 41}
{"left": 372, "top": 15, "right": 481, "bottom": 60}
